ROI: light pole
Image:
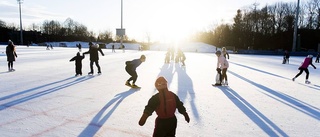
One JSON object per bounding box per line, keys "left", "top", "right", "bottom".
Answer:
{"left": 120, "top": 0, "right": 123, "bottom": 48}
{"left": 292, "top": 0, "right": 300, "bottom": 52}
{"left": 17, "top": 0, "right": 23, "bottom": 45}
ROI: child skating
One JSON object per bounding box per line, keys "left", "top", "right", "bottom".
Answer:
{"left": 138, "top": 76, "right": 190, "bottom": 137}
{"left": 292, "top": 55, "right": 316, "bottom": 84}
{"left": 70, "top": 52, "right": 85, "bottom": 76}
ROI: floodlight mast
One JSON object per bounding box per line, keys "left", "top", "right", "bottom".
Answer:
{"left": 292, "top": 0, "right": 300, "bottom": 52}
{"left": 17, "top": 0, "right": 23, "bottom": 45}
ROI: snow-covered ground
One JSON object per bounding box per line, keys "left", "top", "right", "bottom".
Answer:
{"left": 0, "top": 45, "right": 319, "bottom": 137}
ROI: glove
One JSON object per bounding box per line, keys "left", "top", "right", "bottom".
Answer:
{"left": 216, "top": 68, "right": 221, "bottom": 72}
{"left": 138, "top": 113, "right": 149, "bottom": 126}
{"left": 183, "top": 112, "right": 190, "bottom": 123}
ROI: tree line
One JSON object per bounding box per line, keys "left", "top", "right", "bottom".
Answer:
{"left": 192, "top": 0, "right": 320, "bottom": 51}
{"left": 0, "top": 17, "right": 133, "bottom": 45}
{"left": 1, "top": 1, "right": 320, "bottom": 52}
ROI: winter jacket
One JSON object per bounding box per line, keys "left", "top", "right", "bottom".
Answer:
{"left": 6, "top": 44, "right": 17, "bottom": 61}
{"left": 126, "top": 59, "right": 142, "bottom": 71}
{"left": 217, "top": 55, "right": 229, "bottom": 69}
{"left": 70, "top": 53, "right": 85, "bottom": 66}
{"left": 299, "top": 57, "right": 316, "bottom": 69}
{"left": 143, "top": 90, "right": 187, "bottom": 119}
{"left": 83, "top": 46, "right": 104, "bottom": 61}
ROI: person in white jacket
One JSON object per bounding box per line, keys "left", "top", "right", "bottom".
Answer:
{"left": 216, "top": 50, "right": 229, "bottom": 85}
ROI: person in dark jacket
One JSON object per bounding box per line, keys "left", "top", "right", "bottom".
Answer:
{"left": 70, "top": 52, "right": 85, "bottom": 76}
{"left": 125, "top": 55, "right": 146, "bottom": 88}
{"left": 6, "top": 40, "right": 17, "bottom": 71}
{"left": 292, "top": 55, "right": 316, "bottom": 84}
{"left": 139, "top": 76, "right": 190, "bottom": 137}
{"left": 315, "top": 52, "right": 320, "bottom": 63}
{"left": 83, "top": 42, "right": 104, "bottom": 75}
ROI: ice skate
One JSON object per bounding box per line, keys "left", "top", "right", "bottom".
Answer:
{"left": 305, "top": 80, "right": 311, "bottom": 84}
{"left": 88, "top": 72, "right": 93, "bottom": 75}
{"left": 224, "top": 81, "right": 228, "bottom": 86}
{"left": 131, "top": 84, "right": 140, "bottom": 88}
{"left": 292, "top": 77, "right": 295, "bottom": 81}
{"left": 125, "top": 81, "right": 131, "bottom": 87}
{"left": 98, "top": 71, "right": 101, "bottom": 74}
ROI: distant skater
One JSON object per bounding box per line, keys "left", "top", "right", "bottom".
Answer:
{"left": 112, "top": 44, "right": 116, "bottom": 53}
{"left": 214, "top": 50, "right": 229, "bottom": 86}
{"left": 125, "top": 55, "right": 146, "bottom": 88}
{"left": 315, "top": 52, "right": 319, "bottom": 63}
{"left": 77, "top": 43, "right": 82, "bottom": 52}
{"left": 138, "top": 76, "right": 190, "bottom": 137}
{"left": 222, "top": 47, "right": 229, "bottom": 59}
{"left": 6, "top": 40, "right": 17, "bottom": 71}
{"left": 292, "top": 55, "right": 316, "bottom": 84}
{"left": 283, "top": 50, "right": 290, "bottom": 64}
{"left": 70, "top": 52, "right": 85, "bottom": 76}
{"left": 83, "top": 42, "right": 104, "bottom": 75}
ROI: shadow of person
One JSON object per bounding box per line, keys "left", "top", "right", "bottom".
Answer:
{"left": 78, "top": 89, "right": 137, "bottom": 137}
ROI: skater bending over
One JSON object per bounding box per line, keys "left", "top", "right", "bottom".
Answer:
{"left": 139, "top": 76, "right": 190, "bottom": 137}
{"left": 215, "top": 50, "right": 229, "bottom": 85}
{"left": 292, "top": 55, "right": 316, "bottom": 84}
{"left": 125, "top": 55, "right": 146, "bottom": 88}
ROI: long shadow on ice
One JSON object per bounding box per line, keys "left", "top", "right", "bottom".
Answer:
{"left": 0, "top": 76, "right": 93, "bottom": 111}
{"left": 78, "top": 89, "right": 137, "bottom": 137}
{"left": 229, "top": 71, "right": 320, "bottom": 120}
{"left": 175, "top": 64, "right": 200, "bottom": 121}
{"left": 230, "top": 62, "right": 289, "bottom": 80}
{"left": 217, "top": 86, "right": 289, "bottom": 137}
{"left": 231, "top": 61, "right": 320, "bottom": 90}
{"left": 154, "top": 63, "right": 174, "bottom": 93}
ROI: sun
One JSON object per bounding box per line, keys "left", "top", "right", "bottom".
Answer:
{"left": 145, "top": 0, "right": 203, "bottom": 44}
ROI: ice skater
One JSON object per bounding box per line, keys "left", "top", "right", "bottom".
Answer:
{"left": 83, "top": 42, "right": 104, "bottom": 75}
{"left": 222, "top": 47, "right": 229, "bottom": 59}
{"left": 70, "top": 52, "right": 85, "bottom": 76}
{"left": 214, "top": 50, "right": 229, "bottom": 86}
{"left": 125, "top": 55, "right": 146, "bottom": 88}
{"left": 6, "top": 40, "right": 17, "bottom": 71}
{"left": 315, "top": 52, "right": 319, "bottom": 63}
{"left": 283, "top": 50, "right": 290, "bottom": 64}
{"left": 292, "top": 55, "right": 316, "bottom": 84}
{"left": 138, "top": 76, "right": 190, "bottom": 137}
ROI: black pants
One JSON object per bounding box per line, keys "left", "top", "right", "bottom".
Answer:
{"left": 153, "top": 116, "right": 177, "bottom": 137}
{"left": 8, "top": 61, "right": 13, "bottom": 69}
{"left": 125, "top": 66, "right": 138, "bottom": 84}
{"left": 295, "top": 68, "right": 309, "bottom": 79}
{"left": 75, "top": 64, "right": 82, "bottom": 75}
{"left": 90, "top": 60, "right": 101, "bottom": 73}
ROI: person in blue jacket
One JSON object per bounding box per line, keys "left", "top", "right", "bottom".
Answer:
{"left": 125, "top": 55, "right": 146, "bottom": 88}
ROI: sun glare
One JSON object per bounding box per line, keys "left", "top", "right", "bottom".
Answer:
{"left": 146, "top": 0, "right": 205, "bottom": 45}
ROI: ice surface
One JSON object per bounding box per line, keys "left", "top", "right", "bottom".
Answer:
{"left": 0, "top": 45, "right": 319, "bottom": 137}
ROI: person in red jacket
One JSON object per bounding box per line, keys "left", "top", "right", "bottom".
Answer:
{"left": 139, "top": 76, "right": 190, "bottom": 137}
{"left": 292, "top": 55, "right": 316, "bottom": 84}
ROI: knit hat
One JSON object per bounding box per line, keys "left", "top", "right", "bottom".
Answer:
{"left": 155, "top": 76, "right": 168, "bottom": 90}
{"left": 307, "top": 55, "right": 313, "bottom": 58}
{"left": 215, "top": 50, "right": 221, "bottom": 55}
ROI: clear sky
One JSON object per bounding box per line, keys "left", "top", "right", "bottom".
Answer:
{"left": 0, "top": 0, "right": 297, "bottom": 42}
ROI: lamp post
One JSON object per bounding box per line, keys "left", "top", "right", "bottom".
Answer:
{"left": 17, "top": 0, "right": 23, "bottom": 45}
{"left": 120, "top": 0, "right": 123, "bottom": 48}
{"left": 292, "top": 0, "right": 300, "bottom": 52}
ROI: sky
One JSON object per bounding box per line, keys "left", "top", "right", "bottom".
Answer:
{"left": 0, "top": 0, "right": 298, "bottom": 42}
{"left": 0, "top": 44, "right": 319, "bottom": 136}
